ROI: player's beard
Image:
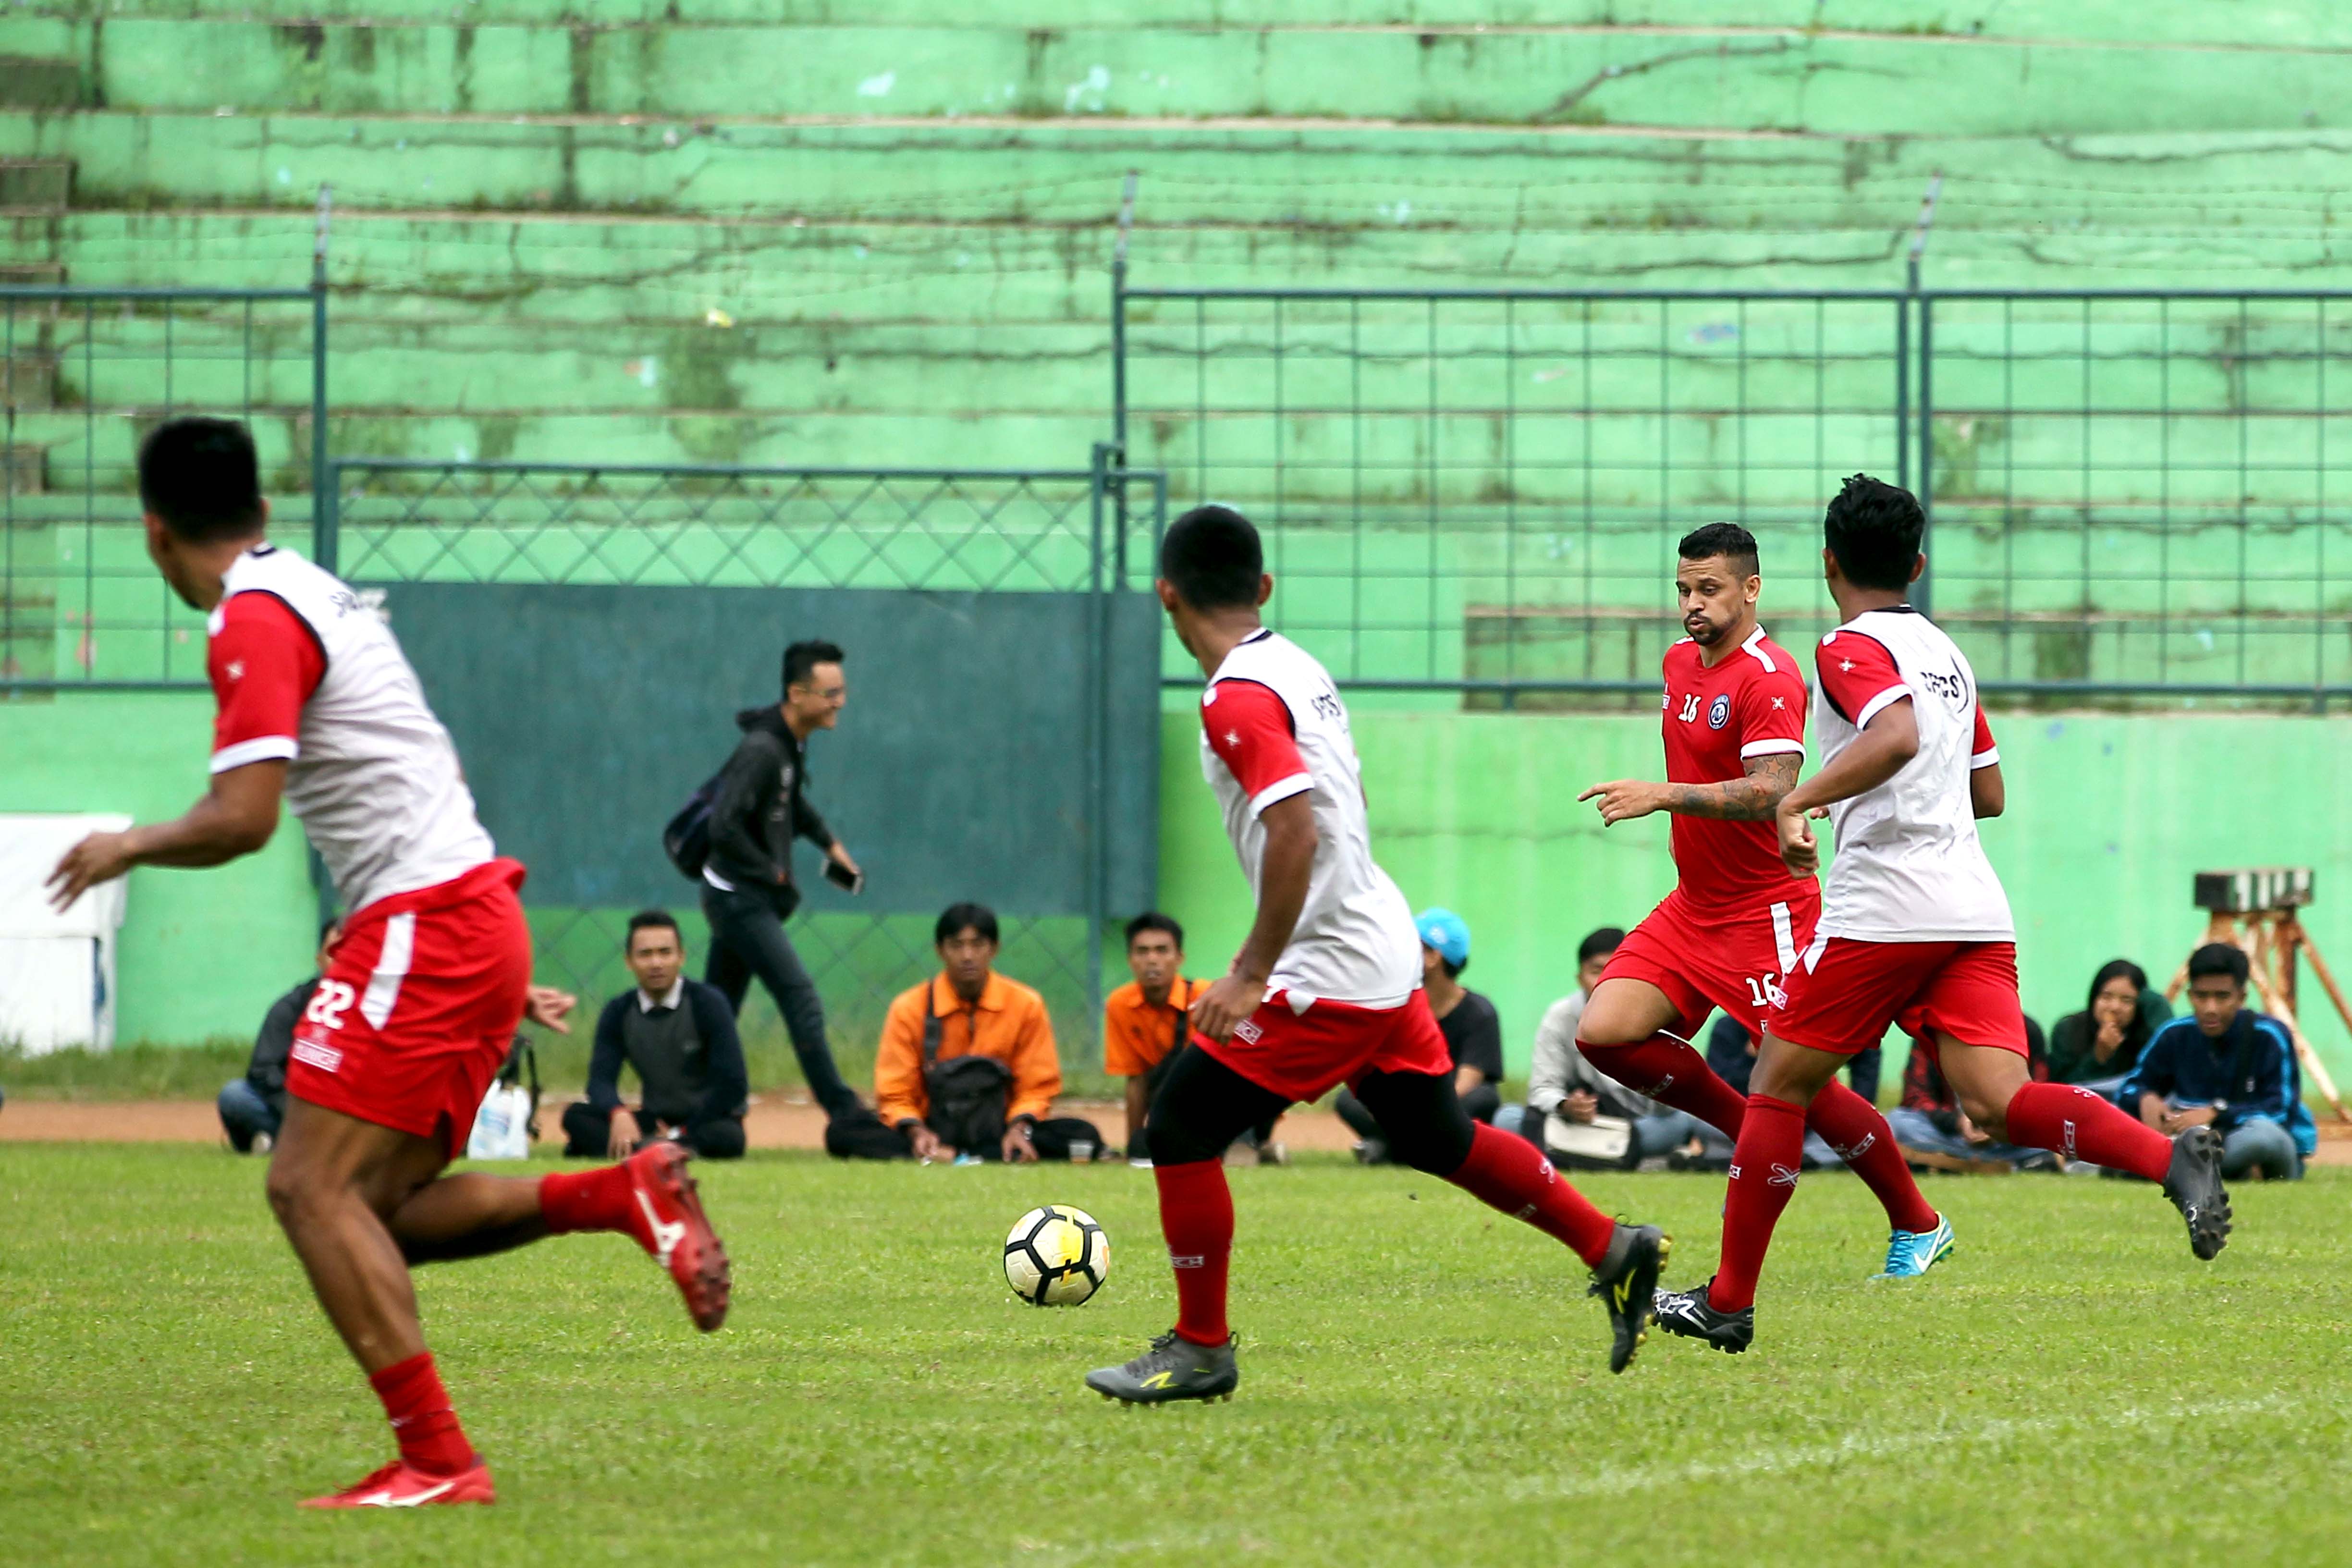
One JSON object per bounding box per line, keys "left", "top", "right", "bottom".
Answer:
{"left": 1685, "top": 609, "right": 1733, "bottom": 646}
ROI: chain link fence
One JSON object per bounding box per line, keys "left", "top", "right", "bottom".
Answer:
{"left": 1, "top": 284, "right": 327, "bottom": 692}
{"left": 330, "top": 457, "right": 1165, "bottom": 1076}
{"left": 1116, "top": 286, "right": 2352, "bottom": 707}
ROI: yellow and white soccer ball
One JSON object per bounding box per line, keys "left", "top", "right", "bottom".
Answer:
{"left": 1003, "top": 1204, "right": 1110, "bottom": 1306}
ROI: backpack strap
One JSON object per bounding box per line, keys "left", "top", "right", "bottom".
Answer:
{"left": 921, "top": 982, "right": 944, "bottom": 1070}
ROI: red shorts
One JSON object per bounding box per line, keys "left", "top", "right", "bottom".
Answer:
{"left": 1195, "top": 988, "right": 1453, "bottom": 1104}
{"left": 1770, "top": 936, "right": 2026, "bottom": 1058}
{"left": 287, "top": 858, "right": 534, "bottom": 1159}
{"left": 1598, "top": 886, "right": 1819, "bottom": 1046}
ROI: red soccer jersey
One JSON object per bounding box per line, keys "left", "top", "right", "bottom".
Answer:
{"left": 1659, "top": 627, "right": 1812, "bottom": 914}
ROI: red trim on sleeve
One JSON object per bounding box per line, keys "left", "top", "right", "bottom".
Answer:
{"left": 1203, "top": 679, "right": 1311, "bottom": 814}
{"left": 1815, "top": 630, "right": 1909, "bottom": 727}
{"left": 1970, "top": 703, "right": 1999, "bottom": 768}
{"left": 209, "top": 592, "right": 324, "bottom": 771}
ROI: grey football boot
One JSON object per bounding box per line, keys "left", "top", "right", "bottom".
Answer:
{"left": 1085, "top": 1331, "right": 1240, "bottom": 1405}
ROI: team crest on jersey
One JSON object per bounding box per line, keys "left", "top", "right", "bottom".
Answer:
{"left": 1707, "top": 694, "right": 1731, "bottom": 730}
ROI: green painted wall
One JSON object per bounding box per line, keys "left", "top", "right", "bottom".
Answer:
{"left": 1160, "top": 701, "right": 2352, "bottom": 1085}
{"left": 0, "top": 691, "right": 314, "bottom": 1043}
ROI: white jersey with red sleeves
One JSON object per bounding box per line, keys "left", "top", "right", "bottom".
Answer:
{"left": 1811, "top": 606, "right": 2010, "bottom": 943}
{"left": 1199, "top": 629, "right": 1421, "bottom": 1007}
{"left": 1659, "top": 625, "right": 1813, "bottom": 915}
{"left": 207, "top": 543, "right": 495, "bottom": 915}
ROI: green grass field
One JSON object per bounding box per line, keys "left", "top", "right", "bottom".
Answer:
{"left": 4, "top": 1148, "right": 2343, "bottom": 1568}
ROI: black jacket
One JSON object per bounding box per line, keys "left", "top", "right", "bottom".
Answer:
{"left": 706, "top": 706, "right": 835, "bottom": 911}
{"left": 586, "top": 978, "right": 750, "bottom": 1127}
{"left": 248, "top": 977, "right": 319, "bottom": 1118}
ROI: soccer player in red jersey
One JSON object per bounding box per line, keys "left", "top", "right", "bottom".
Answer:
{"left": 1083, "top": 505, "right": 1671, "bottom": 1402}
{"left": 44, "top": 418, "right": 734, "bottom": 1507}
{"left": 1573, "top": 523, "right": 1950, "bottom": 1279}
{"left": 1652, "top": 477, "right": 2230, "bottom": 1354}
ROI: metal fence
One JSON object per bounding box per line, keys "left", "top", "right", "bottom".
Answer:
{"left": 1, "top": 282, "right": 328, "bottom": 692}
{"left": 1114, "top": 286, "right": 2352, "bottom": 706}
{"left": 327, "top": 454, "right": 1167, "bottom": 1068}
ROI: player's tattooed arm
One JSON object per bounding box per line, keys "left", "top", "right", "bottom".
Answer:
{"left": 1579, "top": 751, "right": 1800, "bottom": 824}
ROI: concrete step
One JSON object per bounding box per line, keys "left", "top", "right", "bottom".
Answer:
{"left": 7, "top": 16, "right": 2349, "bottom": 135}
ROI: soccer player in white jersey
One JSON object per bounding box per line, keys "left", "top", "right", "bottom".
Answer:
{"left": 45, "top": 418, "right": 733, "bottom": 1507}
{"left": 1083, "top": 505, "right": 1671, "bottom": 1404}
{"left": 1651, "top": 476, "right": 2232, "bottom": 1355}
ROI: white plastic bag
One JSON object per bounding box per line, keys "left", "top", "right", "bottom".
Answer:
{"left": 467, "top": 1081, "right": 535, "bottom": 1160}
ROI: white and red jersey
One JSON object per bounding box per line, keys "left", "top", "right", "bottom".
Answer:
{"left": 1659, "top": 626, "right": 1813, "bottom": 915}
{"left": 207, "top": 544, "right": 495, "bottom": 915}
{"left": 1810, "top": 606, "right": 2009, "bottom": 943}
{"left": 1199, "top": 629, "right": 1421, "bottom": 1007}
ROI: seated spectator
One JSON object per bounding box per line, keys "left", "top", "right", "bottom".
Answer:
{"left": 1508, "top": 927, "right": 1708, "bottom": 1168}
{"left": 1103, "top": 913, "right": 1281, "bottom": 1167}
{"left": 562, "top": 909, "right": 748, "bottom": 1161}
{"left": 219, "top": 918, "right": 339, "bottom": 1154}
{"left": 872, "top": 903, "right": 1102, "bottom": 1162}
{"left": 1888, "top": 1017, "right": 2058, "bottom": 1172}
{"left": 2121, "top": 943, "right": 2314, "bottom": 1181}
{"left": 2046, "top": 958, "right": 2169, "bottom": 1096}
{"left": 1335, "top": 907, "right": 1503, "bottom": 1164}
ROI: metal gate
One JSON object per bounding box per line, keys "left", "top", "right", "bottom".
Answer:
{"left": 325, "top": 454, "right": 1168, "bottom": 1068}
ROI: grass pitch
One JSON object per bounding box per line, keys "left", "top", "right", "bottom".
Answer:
{"left": 2, "top": 1148, "right": 2342, "bottom": 1568}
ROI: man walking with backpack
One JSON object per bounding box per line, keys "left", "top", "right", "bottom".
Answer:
{"left": 683, "top": 639, "right": 868, "bottom": 1125}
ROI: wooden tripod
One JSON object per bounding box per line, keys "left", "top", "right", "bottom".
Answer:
{"left": 2164, "top": 905, "right": 2352, "bottom": 1124}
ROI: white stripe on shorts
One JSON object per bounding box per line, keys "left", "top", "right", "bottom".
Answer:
{"left": 1769, "top": 901, "right": 1798, "bottom": 972}
{"left": 1801, "top": 928, "right": 1830, "bottom": 973}
{"left": 359, "top": 912, "right": 417, "bottom": 1031}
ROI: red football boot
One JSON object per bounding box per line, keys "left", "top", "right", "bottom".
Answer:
{"left": 299, "top": 1458, "right": 496, "bottom": 1509}
{"left": 623, "top": 1140, "right": 732, "bottom": 1331}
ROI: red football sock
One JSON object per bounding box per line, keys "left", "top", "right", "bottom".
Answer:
{"left": 1578, "top": 1034, "right": 1750, "bottom": 1139}
{"left": 368, "top": 1351, "right": 475, "bottom": 1476}
{"left": 539, "top": 1164, "right": 635, "bottom": 1238}
{"left": 1445, "top": 1122, "right": 1616, "bottom": 1267}
{"left": 1807, "top": 1079, "right": 1940, "bottom": 1235}
{"left": 1710, "top": 1093, "right": 1808, "bottom": 1312}
{"left": 1155, "top": 1160, "right": 1234, "bottom": 1346}
{"left": 2004, "top": 1081, "right": 2171, "bottom": 1181}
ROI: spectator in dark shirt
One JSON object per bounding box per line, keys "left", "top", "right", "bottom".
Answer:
{"left": 219, "top": 918, "right": 340, "bottom": 1154}
{"left": 1335, "top": 907, "right": 1504, "bottom": 1164}
{"left": 563, "top": 909, "right": 749, "bottom": 1161}
{"left": 2046, "top": 958, "right": 2170, "bottom": 1097}
{"left": 1889, "top": 1017, "right": 2058, "bottom": 1172}
{"left": 2120, "top": 943, "right": 2312, "bottom": 1181}
{"left": 699, "top": 639, "right": 866, "bottom": 1125}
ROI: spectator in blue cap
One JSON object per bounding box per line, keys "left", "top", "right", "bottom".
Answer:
{"left": 1334, "top": 906, "right": 1507, "bottom": 1163}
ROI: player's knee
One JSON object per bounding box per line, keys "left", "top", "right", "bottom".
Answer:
{"left": 1388, "top": 1122, "right": 1475, "bottom": 1176}
{"left": 1957, "top": 1086, "right": 2010, "bottom": 1137}
{"left": 1142, "top": 1102, "right": 1221, "bottom": 1167}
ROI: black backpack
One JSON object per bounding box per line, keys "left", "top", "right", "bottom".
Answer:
{"left": 662, "top": 768, "right": 725, "bottom": 881}
{"left": 920, "top": 995, "right": 1014, "bottom": 1154}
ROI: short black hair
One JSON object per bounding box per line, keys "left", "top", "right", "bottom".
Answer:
{"left": 1158, "top": 503, "right": 1262, "bottom": 611}
{"left": 2187, "top": 943, "right": 2250, "bottom": 988}
{"left": 783, "top": 639, "right": 844, "bottom": 693}
{"left": 935, "top": 902, "right": 999, "bottom": 946}
{"left": 1678, "top": 522, "right": 1760, "bottom": 581}
{"left": 1577, "top": 926, "right": 1626, "bottom": 966}
{"left": 1126, "top": 911, "right": 1185, "bottom": 950}
{"left": 1821, "top": 474, "right": 1924, "bottom": 592}
{"left": 626, "top": 908, "right": 682, "bottom": 947}
{"left": 137, "top": 416, "right": 265, "bottom": 541}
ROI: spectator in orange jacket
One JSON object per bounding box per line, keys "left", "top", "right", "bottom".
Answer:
{"left": 1103, "top": 912, "right": 1285, "bottom": 1167}
{"left": 874, "top": 903, "right": 1101, "bottom": 1163}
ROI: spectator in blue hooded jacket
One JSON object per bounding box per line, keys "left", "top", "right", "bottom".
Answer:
{"left": 2121, "top": 943, "right": 2313, "bottom": 1181}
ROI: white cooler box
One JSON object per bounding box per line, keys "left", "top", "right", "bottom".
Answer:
{"left": 0, "top": 813, "right": 132, "bottom": 1054}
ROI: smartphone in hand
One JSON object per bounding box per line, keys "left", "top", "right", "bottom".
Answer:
{"left": 823, "top": 859, "right": 864, "bottom": 894}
